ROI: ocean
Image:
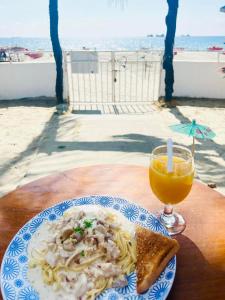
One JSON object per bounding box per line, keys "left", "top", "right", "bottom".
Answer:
{"left": 0, "top": 36, "right": 224, "bottom": 52}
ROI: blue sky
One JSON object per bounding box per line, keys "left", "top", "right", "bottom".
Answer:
{"left": 0, "top": 0, "right": 224, "bottom": 37}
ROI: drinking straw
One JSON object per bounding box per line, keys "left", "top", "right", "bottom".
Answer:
{"left": 167, "top": 138, "right": 173, "bottom": 173}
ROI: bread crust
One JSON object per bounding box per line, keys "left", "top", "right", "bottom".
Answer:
{"left": 136, "top": 226, "right": 179, "bottom": 294}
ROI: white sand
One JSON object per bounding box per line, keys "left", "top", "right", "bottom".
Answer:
{"left": 0, "top": 97, "right": 225, "bottom": 197}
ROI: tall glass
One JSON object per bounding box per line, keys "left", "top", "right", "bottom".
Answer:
{"left": 149, "top": 145, "right": 194, "bottom": 235}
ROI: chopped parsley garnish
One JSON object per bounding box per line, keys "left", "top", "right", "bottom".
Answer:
{"left": 74, "top": 219, "right": 93, "bottom": 234}
{"left": 83, "top": 219, "right": 93, "bottom": 229}
{"left": 80, "top": 250, "right": 85, "bottom": 257}
{"left": 73, "top": 226, "right": 84, "bottom": 235}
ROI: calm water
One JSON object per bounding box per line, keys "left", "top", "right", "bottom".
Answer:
{"left": 0, "top": 36, "right": 224, "bottom": 51}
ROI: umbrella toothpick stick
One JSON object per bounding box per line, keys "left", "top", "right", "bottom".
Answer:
{"left": 192, "top": 136, "right": 195, "bottom": 156}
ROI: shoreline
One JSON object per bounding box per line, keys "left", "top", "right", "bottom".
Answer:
{"left": 1, "top": 50, "right": 225, "bottom": 63}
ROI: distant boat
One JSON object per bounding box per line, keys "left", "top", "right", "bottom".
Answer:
{"left": 174, "top": 47, "right": 185, "bottom": 51}
{"left": 207, "top": 46, "right": 223, "bottom": 51}
{"left": 147, "top": 34, "right": 153, "bottom": 37}
{"left": 156, "top": 34, "right": 165, "bottom": 37}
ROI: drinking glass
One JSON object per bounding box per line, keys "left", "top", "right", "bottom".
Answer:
{"left": 149, "top": 145, "right": 194, "bottom": 235}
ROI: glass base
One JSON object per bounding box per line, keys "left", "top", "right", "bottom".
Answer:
{"left": 155, "top": 210, "right": 186, "bottom": 236}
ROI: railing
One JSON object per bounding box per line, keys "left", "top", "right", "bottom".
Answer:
{"left": 65, "top": 50, "right": 163, "bottom": 109}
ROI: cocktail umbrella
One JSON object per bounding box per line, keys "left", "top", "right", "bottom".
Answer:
{"left": 220, "top": 6, "right": 225, "bottom": 12}
{"left": 169, "top": 120, "right": 216, "bottom": 155}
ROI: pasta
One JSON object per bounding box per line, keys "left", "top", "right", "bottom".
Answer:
{"left": 28, "top": 206, "right": 136, "bottom": 300}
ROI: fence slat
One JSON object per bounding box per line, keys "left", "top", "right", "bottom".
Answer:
{"left": 67, "top": 50, "right": 162, "bottom": 109}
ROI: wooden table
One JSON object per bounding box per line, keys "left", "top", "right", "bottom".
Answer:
{"left": 0, "top": 165, "right": 225, "bottom": 300}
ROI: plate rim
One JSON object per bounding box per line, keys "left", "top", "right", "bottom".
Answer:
{"left": 0, "top": 194, "right": 177, "bottom": 300}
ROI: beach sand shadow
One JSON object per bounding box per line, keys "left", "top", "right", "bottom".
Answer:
{"left": 0, "top": 97, "right": 56, "bottom": 108}
{"left": 175, "top": 98, "right": 225, "bottom": 109}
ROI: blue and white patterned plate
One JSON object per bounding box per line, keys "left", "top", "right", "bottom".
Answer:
{"left": 0, "top": 196, "right": 176, "bottom": 300}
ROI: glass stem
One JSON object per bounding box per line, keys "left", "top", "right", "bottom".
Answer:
{"left": 160, "top": 204, "right": 176, "bottom": 228}
{"left": 163, "top": 204, "right": 173, "bottom": 216}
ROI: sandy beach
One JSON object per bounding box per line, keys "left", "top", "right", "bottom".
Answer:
{"left": 0, "top": 97, "right": 225, "bottom": 198}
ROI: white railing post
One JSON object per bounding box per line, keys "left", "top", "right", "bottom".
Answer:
{"left": 66, "top": 52, "right": 75, "bottom": 108}
{"left": 156, "top": 52, "right": 164, "bottom": 102}
{"left": 63, "top": 51, "right": 69, "bottom": 103}
{"left": 111, "top": 51, "right": 116, "bottom": 103}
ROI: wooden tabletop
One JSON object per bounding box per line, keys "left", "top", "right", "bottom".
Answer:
{"left": 0, "top": 165, "right": 225, "bottom": 300}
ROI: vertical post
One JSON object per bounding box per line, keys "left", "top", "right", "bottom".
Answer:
{"left": 63, "top": 51, "right": 68, "bottom": 102}
{"left": 111, "top": 51, "right": 116, "bottom": 103}
{"left": 157, "top": 53, "right": 163, "bottom": 101}
{"left": 67, "top": 52, "right": 75, "bottom": 107}
{"left": 163, "top": 0, "right": 179, "bottom": 102}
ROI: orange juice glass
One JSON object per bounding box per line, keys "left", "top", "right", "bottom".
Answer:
{"left": 149, "top": 145, "right": 194, "bottom": 235}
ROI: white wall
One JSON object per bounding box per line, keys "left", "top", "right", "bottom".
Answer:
{"left": 160, "top": 61, "right": 225, "bottom": 99}
{"left": 0, "top": 62, "right": 56, "bottom": 100}
{"left": 0, "top": 60, "right": 225, "bottom": 101}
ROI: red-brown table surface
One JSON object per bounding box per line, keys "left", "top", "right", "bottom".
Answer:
{"left": 0, "top": 165, "right": 225, "bottom": 300}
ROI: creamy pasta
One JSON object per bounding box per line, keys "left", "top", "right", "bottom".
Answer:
{"left": 28, "top": 206, "right": 136, "bottom": 300}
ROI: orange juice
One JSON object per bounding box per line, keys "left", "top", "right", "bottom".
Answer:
{"left": 149, "top": 155, "right": 194, "bottom": 205}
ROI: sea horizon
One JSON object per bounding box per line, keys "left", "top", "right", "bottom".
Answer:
{"left": 0, "top": 35, "right": 224, "bottom": 51}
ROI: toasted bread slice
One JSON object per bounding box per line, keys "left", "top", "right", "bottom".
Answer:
{"left": 136, "top": 226, "right": 179, "bottom": 294}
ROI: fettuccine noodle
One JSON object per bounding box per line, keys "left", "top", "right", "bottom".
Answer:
{"left": 28, "top": 207, "right": 136, "bottom": 300}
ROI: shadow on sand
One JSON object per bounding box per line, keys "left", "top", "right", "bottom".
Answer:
{"left": 168, "top": 106, "right": 225, "bottom": 186}
{"left": 175, "top": 98, "right": 225, "bottom": 108}
{"left": 0, "top": 97, "right": 56, "bottom": 108}
{"left": 1, "top": 101, "right": 225, "bottom": 190}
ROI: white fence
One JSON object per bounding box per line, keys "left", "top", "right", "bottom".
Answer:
{"left": 0, "top": 51, "right": 225, "bottom": 101}
{"left": 65, "top": 51, "right": 162, "bottom": 109}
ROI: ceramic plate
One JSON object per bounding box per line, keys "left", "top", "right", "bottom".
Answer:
{"left": 0, "top": 196, "right": 176, "bottom": 300}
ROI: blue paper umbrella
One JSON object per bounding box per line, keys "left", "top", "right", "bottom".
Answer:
{"left": 169, "top": 119, "right": 216, "bottom": 154}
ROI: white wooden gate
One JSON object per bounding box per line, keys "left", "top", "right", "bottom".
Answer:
{"left": 65, "top": 50, "right": 162, "bottom": 113}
